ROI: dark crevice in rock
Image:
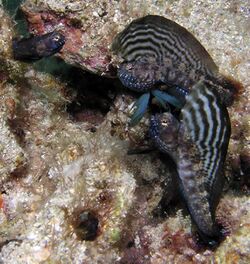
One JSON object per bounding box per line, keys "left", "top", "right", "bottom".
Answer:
{"left": 7, "top": 118, "right": 26, "bottom": 147}
{"left": 151, "top": 154, "right": 181, "bottom": 218}
{"left": 71, "top": 210, "right": 100, "bottom": 241}
{"left": 23, "top": 57, "right": 117, "bottom": 130}
{"left": 2, "top": 0, "right": 28, "bottom": 36}
{"left": 64, "top": 68, "right": 117, "bottom": 127}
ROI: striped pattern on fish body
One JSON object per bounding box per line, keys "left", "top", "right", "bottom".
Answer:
{"left": 113, "top": 15, "right": 238, "bottom": 108}
{"left": 181, "top": 82, "right": 231, "bottom": 214}
{"left": 149, "top": 82, "right": 231, "bottom": 243}
{"left": 150, "top": 112, "right": 220, "bottom": 241}
{"left": 112, "top": 15, "right": 218, "bottom": 90}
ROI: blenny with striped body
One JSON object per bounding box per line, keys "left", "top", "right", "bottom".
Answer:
{"left": 112, "top": 15, "right": 237, "bottom": 124}
{"left": 150, "top": 82, "right": 231, "bottom": 245}
{"left": 112, "top": 15, "right": 234, "bottom": 245}
{"left": 13, "top": 31, "right": 65, "bottom": 61}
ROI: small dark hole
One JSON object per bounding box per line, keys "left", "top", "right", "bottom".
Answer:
{"left": 90, "top": 127, "right": 97, "bottom": 133}
{"left": 69, "top": 18, "right": 83, "bottom": 28}
{"left": 126, "top": 240, "right": 134, "bottom": 248}
{"left": 73, "top": 211, "right": 99, "bottom": 241}
{"left": 65, "top": 68, "right": 117, "bottom": 126}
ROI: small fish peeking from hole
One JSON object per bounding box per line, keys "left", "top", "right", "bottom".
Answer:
{"left": 12, "top": 31, "right": 65, "bottom": 61}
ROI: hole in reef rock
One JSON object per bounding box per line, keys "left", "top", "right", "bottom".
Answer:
{"left": 72, "top": 210, "right": 99, "bottom": 241}
{"left": 34, "top": 57, "right": 117, "bottom": 130}
{"left": 65, "top": 68, "right": 117, "bottom": 126}
{"left": 126, "top": 240, "right": 135, "bottom": 248}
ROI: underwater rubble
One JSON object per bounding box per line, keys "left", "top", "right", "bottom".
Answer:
{"left": 0, "top": 0, "right": 249, "bottom": 263}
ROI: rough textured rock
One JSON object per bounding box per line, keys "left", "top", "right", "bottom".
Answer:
{"left": 0, "top": 0, "right": 249, "bottom": 263}
{"left": 0, "top": 82, "right": 26, "bottom": 185}
{"left": 0, "top": 5, "right": 26, "bottom": 186}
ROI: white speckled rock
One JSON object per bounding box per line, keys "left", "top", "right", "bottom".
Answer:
{"left": 0, "top": 1, "right": 249, "bottom": 263}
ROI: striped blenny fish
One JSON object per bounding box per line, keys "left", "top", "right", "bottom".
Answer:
{"left": 150, "top": 82, "right": 231, "bottom": 245}
{"left": 13, "top": 31, "right": 65, "bottom": 61}
{"left": 112, "top": 15, "right": 237, "bottom": 107}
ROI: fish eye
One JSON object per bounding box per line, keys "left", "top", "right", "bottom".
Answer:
{"left": 160, "top": 115, "right": 170, "bottom": 126}
{"left": 53, "top": 34, "right": 61, "bottom": 42}
{"left": 161, "top": 120, "right": 168, "bottom": 126}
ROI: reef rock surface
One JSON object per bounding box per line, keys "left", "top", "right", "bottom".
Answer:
{"left": 0, "top": 0, "right": 249, "bottom": 263}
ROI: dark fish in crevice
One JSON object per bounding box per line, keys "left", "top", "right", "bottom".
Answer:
{"left": 12, "top": 31, "right": 65, "bottom": 61}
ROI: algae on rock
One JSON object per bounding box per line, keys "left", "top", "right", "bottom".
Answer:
{"left": 0, "top": 0, "right": 249, "bottom": 263}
